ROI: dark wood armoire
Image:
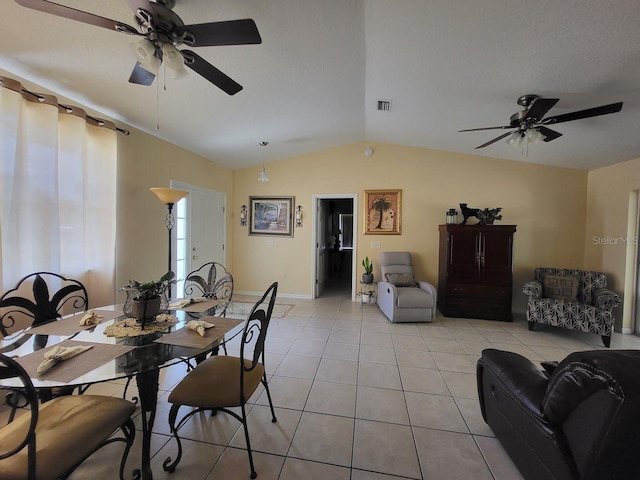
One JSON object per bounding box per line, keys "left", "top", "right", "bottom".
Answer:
{"left": 438, "top": 224, "right": 516, "bottom": 321}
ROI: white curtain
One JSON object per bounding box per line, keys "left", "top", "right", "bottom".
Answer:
{"left": 0, "top": 83, "right": 117, "bottom": 307}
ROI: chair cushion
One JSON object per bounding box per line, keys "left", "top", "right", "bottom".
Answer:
{"left": 385, "top": 273, "right": 417, "bottom": 287}
{"left": 0, "top": 395, "right": 135, "bottom": 480}
{"left": 543, "top": 274, "right": 578, "bottom": 302}
{"left": 168, "top": 355, "right": 264, "bottom": 408}
{"left": 396, "top": 288, "right": 434, "bottom": 309}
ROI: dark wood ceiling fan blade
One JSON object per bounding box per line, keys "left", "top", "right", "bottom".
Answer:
{"left": 525, "top": 98, "right": 559, "bottom": 121}
{"left": 475, "top": 130, "right": 516, "bottom": 149}
{"left": 15, "top": 0, "right": 139, "bottom": 34}
{"left": 181, "top": 50, "right": 242, "bottom": 95}
{"left": 176, "top": 19, "right": 262, "bottom": 47}
{"left": 459, "top": 125, "right": 512, "bottom": 132}
{"left": 128, "top": 62, "right": 155, "bottom": 86}
{"left": 537, "top": 126, "right": 562, "bottom": 142}
{"left": 542, "top": 102, "right": 623, "bottom": 125}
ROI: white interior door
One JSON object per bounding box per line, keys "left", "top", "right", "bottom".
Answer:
{"left": 172, "top": 182, "right": 226, "bottom": 296}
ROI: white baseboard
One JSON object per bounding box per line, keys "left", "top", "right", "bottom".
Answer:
{"left": 234, "top": 290, "right": 313, "bottom": 300}
{"left": 622, "top": 327, "right": 633, "bottom": 334}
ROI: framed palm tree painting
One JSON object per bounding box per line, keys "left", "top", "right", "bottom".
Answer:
{"left": 364, "top": 189, "right": 401, "bottom": 235}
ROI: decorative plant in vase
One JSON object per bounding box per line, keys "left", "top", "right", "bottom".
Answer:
{"left": 362, "top": 256, "right": 374, "bottom": 284}
{"left": 121, "top": 271, "right": 176, "bottom": 325}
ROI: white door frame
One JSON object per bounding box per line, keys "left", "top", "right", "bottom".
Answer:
{"left": 311, "top": 193, "right": 358, "bottom": 301}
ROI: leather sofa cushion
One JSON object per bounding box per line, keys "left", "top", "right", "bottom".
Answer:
{"left": 543, "top": 274, "right": 578, "bottom": 302}
{"left": 0, "top": 395, "right": 135, "bottom": 480}
{"left": 385, "top": 273, "right": 417, "bottom": 287}
{"left": 396, "top": 287, "right": 434, "bottom": 308}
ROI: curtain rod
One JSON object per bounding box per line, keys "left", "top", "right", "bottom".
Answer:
{"left": 0, "top": 76, "right": 130, "bottom": 136}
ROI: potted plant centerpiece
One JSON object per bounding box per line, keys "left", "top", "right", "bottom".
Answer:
{"left": 362, "top": 256, "right": 374, "bottom": 284}
{"left": 122, "top": 271, "right": 175, "bottom": 326}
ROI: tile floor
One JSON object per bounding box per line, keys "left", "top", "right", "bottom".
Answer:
{"left": 19, "top": 290, "right": 640, "bottom": 479}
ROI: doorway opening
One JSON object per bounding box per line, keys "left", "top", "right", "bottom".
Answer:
{"left": 312, "top": 194, "right": 358, "bottom": 300}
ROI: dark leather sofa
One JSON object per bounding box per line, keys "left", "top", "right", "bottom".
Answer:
{"left": 477, "top": 348, "right": 640, "bottom": 480}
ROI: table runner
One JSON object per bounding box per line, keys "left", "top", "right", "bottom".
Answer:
{"left": 170, "top": 298, "right": 222, "bottom": 313}
{"left": 15, "top": 339, "right": 136, "bottom": 383}
{"left": 154, "top": 317, "right": 243, "bottom": 349}
{"left": 27, "top": 309, "right": 123, "bottom": 336}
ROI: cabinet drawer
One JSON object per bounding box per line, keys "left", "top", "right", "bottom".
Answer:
{"left": 447, "top": 284, "right": 511, "bottom": 299}
{"left": 444, "top": 297, "right": 512, "bottom": 321}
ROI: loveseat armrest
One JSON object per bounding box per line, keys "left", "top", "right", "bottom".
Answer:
{"left": 522, "top": 280, "right": 542, "bottom": 299}
{"left": 593, "top": 288, "right": 621, "bottom": 311}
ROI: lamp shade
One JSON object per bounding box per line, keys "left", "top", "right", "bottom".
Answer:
{"left": 150, "top": 187, "right": 189, "bottom": 204}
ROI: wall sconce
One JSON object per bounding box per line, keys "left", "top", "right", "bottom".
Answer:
{"left": 295, "top": 205, "right": 303, "bottom": 227}
{"left": 240, "top": 205, "right": 247, "bottom": 226}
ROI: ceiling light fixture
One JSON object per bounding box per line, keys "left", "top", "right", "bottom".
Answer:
{"left": 130, "top": 39, "right": 161, "bottom": 74}
{"left": 507, "top": 128, "right": 546, "bottom": 155}
{"left": 162, "top": 44, "right": 189, "bottom": 79}
{"left": 258, "top": 141, "right": 269, "bottom": 182}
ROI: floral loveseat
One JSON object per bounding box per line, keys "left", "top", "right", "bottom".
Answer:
{"left": 523, "top": 268, "right": 621, "bottom": 347}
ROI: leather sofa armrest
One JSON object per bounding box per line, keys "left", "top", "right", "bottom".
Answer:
{"left": 522, "top": 280, "right": 543, "bottom": 298}
{"left": 478, "top": 349, "right": 549, "bottom": 420}
{"left": 417, "top": 281, "right": 436, "bottom": 299}
{"left": 377, "top": 281, "right": 397, "bottom": 318}
{"left": 593, "top": 288, "right": 621, "bottom": 310}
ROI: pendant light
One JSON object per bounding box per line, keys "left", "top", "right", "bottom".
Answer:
{"left": 258, "top": 141, "right": 269, "bottom": 182}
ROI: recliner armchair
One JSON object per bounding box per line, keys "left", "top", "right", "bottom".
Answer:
{"left": 377, "top": 252, "right": 436, "bottom": 323}
{"left": 523, "top": 268, "right": 621, "bottom": 347}
{"left": 477, "top": 348, "right": 640, "bottom": 480}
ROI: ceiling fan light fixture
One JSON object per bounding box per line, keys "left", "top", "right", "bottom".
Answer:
{"left": 162, "top": 44, "right": 189, "bottom": 79}
{"left": 130, "top": 39, "right": 160, "bottom": 74}
{"left": 526, "top": 128, "right": 543, "bottom": 143}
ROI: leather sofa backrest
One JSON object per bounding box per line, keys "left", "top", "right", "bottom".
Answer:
{"left": 380, "top": 252, "right": 414, "bottom": 278}
{"left": 534, "top": 268, "right": 607, "bottom": 305}
{"left": 543, "top": 350, "right": 640, "bottom": 480}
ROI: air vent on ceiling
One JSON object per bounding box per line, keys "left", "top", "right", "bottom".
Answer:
{"left": 377, "top": 100, "right": 391, "bottom": 111}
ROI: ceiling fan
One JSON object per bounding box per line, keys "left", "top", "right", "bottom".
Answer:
{"left": 459, "top": 94, "right": 623, "bottom": 149}
{"left": 15, "top": 0, "right": 262, "bottom": 95}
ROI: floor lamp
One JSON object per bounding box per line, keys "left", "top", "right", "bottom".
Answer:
{"left": 150, "top": 187, "right": 189, "bottom": 298}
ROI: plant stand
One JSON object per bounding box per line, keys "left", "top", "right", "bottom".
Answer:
{"left": 357, "top": 281, "right": 377, "bottom": 307}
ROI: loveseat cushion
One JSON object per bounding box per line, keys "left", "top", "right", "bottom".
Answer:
{"left": 543, "top": 275, "right": 578, "bottom": 302}
{"left": 396, "top": 287, "right": 434, "bottom": 308}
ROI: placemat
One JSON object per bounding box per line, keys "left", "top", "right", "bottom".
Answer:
{"left": 169, "top": 298, "right": 222, "bottom": 313}
{"left": 154, "top": 317, "right": 243, "bottom": 349}
{"left": 15, "top": 340, "right": 135, "bottom": 383}
{"left": 27, "top": 309, "right": 123, "bottom": 336}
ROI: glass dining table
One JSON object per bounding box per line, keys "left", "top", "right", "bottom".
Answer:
{"left": 0, "top": 303, "right": 245, "bottom": 480}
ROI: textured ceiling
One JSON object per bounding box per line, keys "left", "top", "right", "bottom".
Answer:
{"left": 1, "top": 0, "right": 639, "bottom": 170}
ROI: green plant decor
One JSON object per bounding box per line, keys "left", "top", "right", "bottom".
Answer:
{"left": 362, "top": 256, "right": 373, "bottom": 275}
{"left": 127, "top": 271, "right": 176, "bottom": 301}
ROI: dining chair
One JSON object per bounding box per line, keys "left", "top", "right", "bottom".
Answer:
{"left": 0, "top": 272, "right": 88, "bottom": 420}
{"left": 0, "top": 353, "right": 136, "bottom": 480}
{"left": 184, "top": 262, "right": 234, "bottom": 317}
{"left": 163, "top": 282, "right": 278, "bottom": 479}
{"left": 0, "top": 271, "right": 88, "bottom": 352}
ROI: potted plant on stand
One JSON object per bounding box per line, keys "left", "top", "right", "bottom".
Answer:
{"left": 362, "top": 256, "right": 374, "bottom": 284}
{"left": 121, "top": 271, "right": 176, "bottom": 326}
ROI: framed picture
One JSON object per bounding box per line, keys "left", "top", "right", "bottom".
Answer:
{"left": 364, "top": 189, "right": 402, "bottom": 235}
{"left": 249, "top": 196, "right": 295, "bottom": 237}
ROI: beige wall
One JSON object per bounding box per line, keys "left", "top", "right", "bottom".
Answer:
{"left": 232, "top": 141, "right": 588, "bottom": 315}
{"left": 584, "top": 156, "right": 640, "bottom": 331}
{"left": 116, "top": 127, "right": 234, "bottom": 300}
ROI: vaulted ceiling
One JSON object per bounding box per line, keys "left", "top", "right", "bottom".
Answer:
{"left": 1, "top": 0, "right": 639, "bottom": 170}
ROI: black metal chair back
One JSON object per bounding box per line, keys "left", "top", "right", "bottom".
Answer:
{"left": 184, "top": 262, "right": 233, "bottom": 316}
{"left": 0, "top": 272, "right": 88, "bottom": 352}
